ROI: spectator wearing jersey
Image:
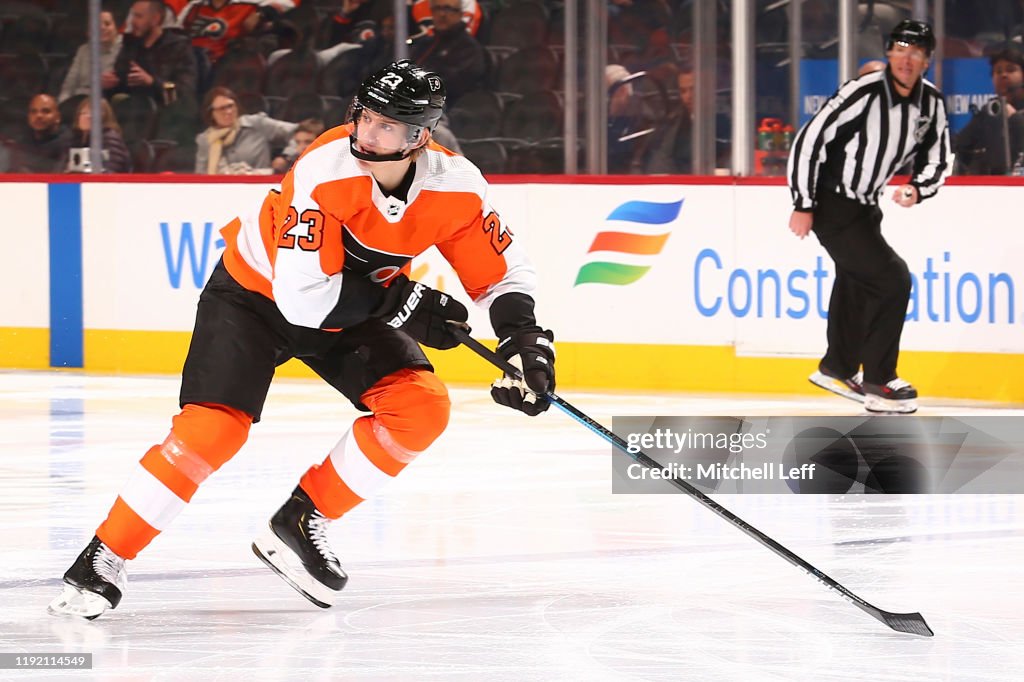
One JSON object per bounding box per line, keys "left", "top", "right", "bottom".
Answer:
{"left": 12, "top": 94, "right": 73, "bottom": 173}
{"left": 266, "top": 0, "right": 388, "bottom": 71}
{"left": 196, "top": 86, "right": 298, "bottom": 174}
{"left": 409, "top": 0, "right": 481, "bottom": 39}
{"left": 67, "top": 99, "right": 132, "bottom": 173}
{"left": 321, "top": 0, "right": 386, "bottom": 49}
{"left": 178, "top": 0, "right": 262, "bottom": 64}
{"left": 410, "top": 0, "right": 486, "bottom": 105}
{"left": 60, "top": 8, "right": 123, "bottom": 103}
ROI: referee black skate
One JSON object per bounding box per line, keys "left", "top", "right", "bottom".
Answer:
{"left": 786, "top": 20, "right": 951, "bottom": 414}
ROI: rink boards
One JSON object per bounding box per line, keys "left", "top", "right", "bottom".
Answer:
{"left": 1, "top": 176, "right": 1022, "bottom": 401}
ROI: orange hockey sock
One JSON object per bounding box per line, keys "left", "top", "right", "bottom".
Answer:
{"left": 301, "top": 369, "right": 450, "bottom": 519}
{"left": 97, "top": 403, "right": 251, "bottom": 559}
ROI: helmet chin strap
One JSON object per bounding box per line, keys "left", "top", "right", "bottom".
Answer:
{"left": 349, "top": 141, "right": 411, "bottom": 162}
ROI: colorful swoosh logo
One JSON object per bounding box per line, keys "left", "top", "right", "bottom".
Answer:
{"left": 575, "top": 199, "right": 683, "bottom": 286}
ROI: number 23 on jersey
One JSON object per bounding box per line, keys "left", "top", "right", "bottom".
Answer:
{"left": 277, "top": 206, "right": 326, "bottom": 252}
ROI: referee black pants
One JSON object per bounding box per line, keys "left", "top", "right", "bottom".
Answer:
{"left": 812, "top": 192, "right": 912, "bottom": 386}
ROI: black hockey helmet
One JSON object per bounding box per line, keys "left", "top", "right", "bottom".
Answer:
{"left": 349, "top": 60, "right": 446, "bottom": 161}
{"left": 886, "top": 20, "right": 935, "bottom": 56}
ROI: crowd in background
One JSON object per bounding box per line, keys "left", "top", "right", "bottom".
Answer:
{"left": 0, "top": 0, "right": 1022, "bottom": 176}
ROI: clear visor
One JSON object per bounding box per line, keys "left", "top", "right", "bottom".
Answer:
{"left": 352, "top": 106, "right": 420, "bottom": 155}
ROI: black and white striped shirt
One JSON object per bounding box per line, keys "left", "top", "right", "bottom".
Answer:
{"left": 788, "top": 67, "right": 951, "bottom": 210}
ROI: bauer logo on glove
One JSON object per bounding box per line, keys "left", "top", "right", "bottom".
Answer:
{"left": 384, "top": 281, "right": 428, "bottom": 329}
{"left": 374, "top": 275, "right": 468, "bottom": 349}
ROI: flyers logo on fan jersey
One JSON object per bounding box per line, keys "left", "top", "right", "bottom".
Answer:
{"left": 220, "top": 126, "right": 537, "bottom": 330}
{"left": 178, "top": 0, "right": 260, "bottom": 60}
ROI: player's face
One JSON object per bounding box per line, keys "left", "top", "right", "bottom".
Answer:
{"left": 353, "top": 108, "right": 417, "bottom": 156}
{"left": 887, "top": 43, "right": 929, "bottom": 91}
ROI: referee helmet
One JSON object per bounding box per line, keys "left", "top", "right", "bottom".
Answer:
{"left": 886, "top": 20, "right": 935, "bottom": 56}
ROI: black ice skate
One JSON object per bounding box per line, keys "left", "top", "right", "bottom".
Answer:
{"left": 863, "top": 378, "right": 918, "bottom": 414}
{"left": 809, "top": 366, "right": 865, "bottom": 404}
{"left": 47, "top": 536, "right": 127, "bottom": 620}
{"left": 252, "top": 486, "right": 348, "bottom": 608}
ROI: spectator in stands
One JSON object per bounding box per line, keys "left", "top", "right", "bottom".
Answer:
{"left": 271, "top": 117, "right": 325, "bottom": 173}
{"left": 196, "top": 86, "right": 298, "bottom": 174}
{"left": 606, "top": 64, "right": 654, "bottom": 174}
{"left": 608, "top": 0, "right": 672, "bottom": 53}
{"left": 409, "top": 0, "right": 482, "bottom": 40}
{"left": 106, "top": 0, "right": 199, "bottom": 147}
{"left": 364, "top": 13, "right": 398, "bottom": 74}
{"left": 60, "top": 8, "right": 123, "bottom": 104}
{"left": 267, "top": 0, "right": 389, "bottom": 71}
{"left": 410, "top": 0, "right": 486, "bottom": 105}
{"left": 177, "top": 0, "right": 262, "bottom": 64}
{"left": 954, "top": 46, "right": 1024, "bottom": 174}
{"left": 106, "top": 1, "right": 197, "bottom": 106}
{"left": 647, "top": 64, "right": 693, "bottom": 174}
{"left": 12, "top": 94, "right": 73, "bottom": 173}
{"left": 431, "top": 114, "right": 462, "bottom": 154}
{"left": 66, "top": 99, "right": 132, "bottom": 173}
{"left": 321, "top": 0, "right": 386, "bottom": 50}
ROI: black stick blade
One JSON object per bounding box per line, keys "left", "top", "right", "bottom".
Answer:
{"left": 881, "top": 611, "right": 934, "bottom": 637}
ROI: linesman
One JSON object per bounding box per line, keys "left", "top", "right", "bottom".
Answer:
{"left": 787, "top": 19, "right": 951, "bottom": 414}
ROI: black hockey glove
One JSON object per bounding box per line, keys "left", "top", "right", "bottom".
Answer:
{"left": 490, "top": 327, "right": 555, "bottom": 416}
{"left": 374, "top": 274, "right": 468, "bottom": 349}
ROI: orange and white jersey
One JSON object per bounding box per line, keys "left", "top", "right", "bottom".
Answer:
{"left": 163, "top": 0, "right": 190, "bottom": 23}
{"left": 178, "top": 0, "right": 261, "bottom": 61}
{"left": 221, "top": 125, "right": 534, "bottom": 330}
{"left": 411, "top": 0, "right": 482, "bottom": 37}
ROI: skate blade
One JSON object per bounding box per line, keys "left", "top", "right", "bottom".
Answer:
{"left": 809, "top": 371, "right": 865, "bottom": 403}
{"left": 864, "top": 394, "right": 918, "bottom": 414}
{"left": 47, "top": 584, "right": 113, "bottom": 620}
{"left": 252, "top": 533, "right": 336, "bottom": 609}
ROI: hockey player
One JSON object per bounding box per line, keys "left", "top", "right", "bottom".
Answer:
{"left": 49, "top": 60, "right": 555, "bottom": 619}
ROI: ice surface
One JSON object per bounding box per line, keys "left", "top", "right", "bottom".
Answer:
{"left": 1, "top": 371, "right": 1022, "bottom": 680}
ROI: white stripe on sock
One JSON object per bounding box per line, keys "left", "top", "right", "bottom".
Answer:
{"left": 328, "top": 426, "right": 394, "bottom": 500}
{"left": 119, "top": 464, "right": 187, "bottom": 531}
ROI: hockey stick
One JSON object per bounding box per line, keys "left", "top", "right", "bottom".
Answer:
{"left": 448, "top": 322, "right": 933, "bottom": 637}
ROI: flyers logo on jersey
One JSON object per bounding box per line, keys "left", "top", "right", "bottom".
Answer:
{"left": 191, "top": 16, "right": 228, "bottom": 39}
{"left": 385, "top": 282, "right": 429, "bottom": 329}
